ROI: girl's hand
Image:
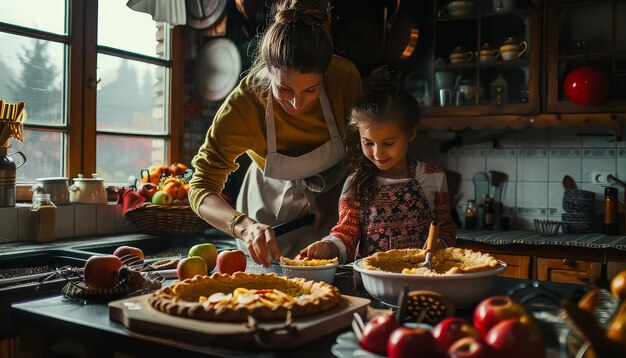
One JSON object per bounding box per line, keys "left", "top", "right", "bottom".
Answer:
{"left": 242, "top": 222, "right": 280, "bottom": 267}
{"left": 298, "top": 241, "right": 338, "bottom": 260}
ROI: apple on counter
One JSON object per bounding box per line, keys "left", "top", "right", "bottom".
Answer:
{"left": 448, "top": 336, "right": 498, "bottom": 358}
{"left": 358, "top": 314, "right": 401, "bottom": 356}
{"left": 83, "top": 255, "right": 123, "bottom": 290}
{"left": 484, "top": 319, "right": 545, "bottom": 358}
{"left": 188, "top": 243, "right": 217, "bottom": 272}
{"left": 432, "top": 317, "right": 480, "bottom": 351}
{"left": 216, "top": 250, "right": 246, "bottom": 275}
{"left": 387, "top": 326, "right": 444, "bottom": 358}
{"left": 472, "top": 296, "right": 530, "bottom": 337}
{"left": 176, "top": 256, "right": 208, "bottom": 280}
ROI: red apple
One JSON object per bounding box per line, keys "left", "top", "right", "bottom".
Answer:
{"left": 137, "top": 182, "right": 158, "bottom": 200}
{"left": 485, "top": 319, "right": 545, "bottom": 358}
{"left": 216, "top": 250, "right": 247, "bottom": 275}
{"left": 83, "top": 255, "right": 123, "bottom": 290}
{"left": 113, "top": 246, "right": 144, "bottom": 262}
{"left": 473, "top": 296, "right": 528, "bottom": 337}
{"left": 358, "top": 314, "right": 401, "bottom": 356}
{"left": 448, "top": 336, "right": 498, "bottom": 358}
{"left": 388, "top": 326, "right": 443, "bottom": 358}
{"left": 432, "top": 317, "right": 480, "bottom": 351}
{"left": 176, "top": 256, "right": 208, "bottom": 280}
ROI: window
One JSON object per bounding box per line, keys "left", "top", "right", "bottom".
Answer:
{"left": 0, "top": 0, "right": 182, "bottom": 192}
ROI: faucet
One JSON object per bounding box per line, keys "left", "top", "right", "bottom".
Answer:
{"left": 608, "top": 174, "right": 626, "bottom": 235}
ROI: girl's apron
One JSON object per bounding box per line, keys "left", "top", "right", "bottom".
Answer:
{"left": 236, "top": 86, "right": 347, "bottom": 258}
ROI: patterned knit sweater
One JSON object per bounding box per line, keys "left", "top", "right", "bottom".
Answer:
{"left": 322, "top": 161, "right": 457, "bottom": 263}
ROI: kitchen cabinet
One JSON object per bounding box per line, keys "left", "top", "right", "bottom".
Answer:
{"left": 493, "top": 253, "right": 531, "bottom": 279}
{"left": 0, "top": 338, "right": 17, "bottom": 358}
{"left": 546, "top": 0, "right": 626, "bottom": 113}
{"left": 536, "top": 257, "right": 604, "bottom": 284}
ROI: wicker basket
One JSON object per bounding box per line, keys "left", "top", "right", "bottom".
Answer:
{"left": 125, "top": 204, "right": 211, "bottom": 236}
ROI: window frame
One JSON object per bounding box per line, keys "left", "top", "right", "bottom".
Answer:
{"left": 1, "top": 0, "right": 184, "bottom": 200}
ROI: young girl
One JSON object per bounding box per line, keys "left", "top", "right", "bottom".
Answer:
{"left": 298, "top": 68, "right": 456, "bottom": 263}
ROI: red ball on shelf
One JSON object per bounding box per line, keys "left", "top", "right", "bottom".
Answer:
{"left": 563, "top": 66, "right": 610, "bottom": 105}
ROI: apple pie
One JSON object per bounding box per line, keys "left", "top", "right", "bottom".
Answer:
{"left": 362, "top": 248, "right": 499, "bottom": 275}
{"left": 279, "top": 256, "right": 339, "bottom": 266}
{"left": 149, "top": 272, "right": 341, "bottom": 321}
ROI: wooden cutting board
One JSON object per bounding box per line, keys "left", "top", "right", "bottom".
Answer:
{"left": 109, "top": 293, "right": 370, "bottom": 350}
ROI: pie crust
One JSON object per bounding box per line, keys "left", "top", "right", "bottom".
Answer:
{"left": 279, "top": 256, "right": 339, "bottom": 266}
{"left": 362, "top": 248, "right": 499, "bottom": 275}
{"left": 149, "top": 272, "right": 341, "bottom": 321}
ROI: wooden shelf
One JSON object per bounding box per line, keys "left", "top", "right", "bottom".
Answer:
{"left": 481, "top": 9, "right": 531, "bottom": 18}
{"left": 478, "top": 59, "right": 530, "bottom": 68}
{"left": 435, "top": 63, "right": 476, "bottom": 71}
{"left": 434, "top": 15, "right": 477, "bottom": 23}
{"left": 558, "top": 52, "right": 612, "bottom": 61}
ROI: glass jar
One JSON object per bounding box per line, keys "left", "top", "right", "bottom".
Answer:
{"left": 31, "top": 193, "right": 57, "bottom": 242}
{"left": 604, "top": 187, "right": 618, "bottom": 235}
{"left": 465, "top": 200, "right": 477, "bottom": 230}
{"left": 484, "top": 195, "right": 495, "bottom": 230}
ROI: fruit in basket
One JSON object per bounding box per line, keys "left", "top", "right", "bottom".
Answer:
{"left": 358, "top": 314, "right": 401, "bottom": 356}
{"left": 448, "top": 336, "right": 498, "bottom": 358}
{"left": 83, "top": 255, "right": 123, "bottom": 290}
{"left": 188, "top": 243, "right": 218, "bottom": 272}
{"left": 138, "top": 183, "right": 158, "bottom": 200}
{"left": 611, "top": 270, "right": 626, "bottom": 300}
{"left": 176, "top": 256, "right": 208, "bottom": 280}
{"left": 473, "top": 296, "right": 529, "bottom": 337}
{"left": 170, "top": 163, "right": 188, "bottom": 176}
{"left": 152, "top": 190, "right": 173, "bottom": 205}
{"left": 163, "top": 178, "right": 187, "bottom": 200}
{"left": 387, "top": 326, "right": 443, "bottom": 358}
{"left": 484, "top": 319, "right": 545, "bottom": 358}
{"left": 432, "top": 317, "right": 480, "bottom": 351}
{"left": 216, "top": 250, "right": 247, "bottom": 275}
{"left": 113, "top": 246, "right": 144, "bottom": 262}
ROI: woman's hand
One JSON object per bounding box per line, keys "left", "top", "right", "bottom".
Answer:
{"left": 241, "top": 222, "right": 281, "bottom": 267}
{"left": 298, "top": 241, "right": 338, "bottom": 260}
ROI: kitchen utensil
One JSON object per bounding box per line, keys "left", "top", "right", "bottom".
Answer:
{"left": 446, "top": 1, "right": 475, "bottom": 17}
{"left": 422, "top": 221, "right": 439, "bottom": 270}
{"left": 193, "top": 38, "right": 241, "bottom": 102}
{"left": 493, "top": 0, "right": 516, "bottom": 12}
{"left": 353, "top": 259, "right": 507, "bottom": 307}
{"left": 478, "top": 43, "right": 500, "bottom": 62}
{"left": 185, "top": 0, "right": 227, "bottom": 30}
{"left": 273, "top": 214, "right": 315, "bottom": 237}
{"left": 0, "top": 147, "right": 26, "bottom": 207}
{"left": 472, "top": 172, "right": 490, "bottom": 228}
{"left": 69, "top": 174, "right": 107, "bottom": 204}
{"left": 385, "top": 0, "right": 420, "bottom": 61}
{"left": 562, "top": 175, "right": 578, "bottom": 190}
{"left": 280, "top": 261, "right": 338, "bottom": 283}
{"left": 30, "top": 177, "right": 71, "bottom": 205}
{"left": 534, "top": 219, "right": 560, "bottom": 236}
{"left": 489, "top": 170, "right": 508, "bottom": 227}
{"left": 500, "top": 37, "right": 527, "bottom": 60}
{"left": 449, "top": 46, "right": 474, "bottom": 64}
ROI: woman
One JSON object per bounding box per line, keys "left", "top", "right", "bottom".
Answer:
{"left": 189, "top": 0, "right": 362, "bottom": 267}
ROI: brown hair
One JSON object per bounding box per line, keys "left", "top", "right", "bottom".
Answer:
{"left": 345, "top": 67, "right": 421, "bottom": 208}
{"left": 248, "top": 0, "right": 333, "bottom": 99}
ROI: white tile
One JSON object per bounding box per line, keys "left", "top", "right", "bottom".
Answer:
{"left": 547, "top": 183, "right": 565, "bottom": 214}
{"left": 74, "top": 204, "right": 97, "bottom": 237}
{"left": 457, "top": 151, "right": 487, "bottom": 182}
{"left": 55, "top": 205, "right": 74, "bottom": 239}
{"left": 582, "top": 130, "right": 617, "bottom": 148}
{"left": 517, "top": 149, "right": 549, "bottom": 181}
{"left": 617, "top": 149, "right": 626, "bottom": 180}
{"left": 0, "top": 207, "right": 18, "bottom": 242}
{"left": 500, "top": 180, "right": 516, "bottom": 216}
{"left": 487, "top": 149, "right": 517, "bottom": 179}
{"left": 548, "top": 157, "right": 582, "bottom": 183}
{"left": 497, "top": 132, "right": 518, "bottom": 148}
{"left": 515, "top": 216, "right": 542, "bottom": 230}
{"left": 16, "top": 204, "right": 31, "bottom": 241}
{"left": 516, "top": 182, "right": 548, "bottom": 210}
{"left": 518, "top": 128, "right": 549, "bottom": 148}
{"left": 97, "top": 204, "right": 116, "bottom": 235}
{"left": 582, "top": 156, "right": 616, "bottom": 183}
{"left": 549, "top": 128, "right": 582, "bottom": 148}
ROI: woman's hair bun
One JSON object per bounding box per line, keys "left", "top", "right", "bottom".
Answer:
{"left": 273, "top": 0, "right": 330, "bottom": 26}
{"left": 365, "top": 66, "right": 402, "bottom": 93}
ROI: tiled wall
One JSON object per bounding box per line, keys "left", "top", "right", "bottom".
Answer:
{"left": 413, "top": 128, "right": 626, "bottom": 230}
{"left": 0, "top": 203, "right": 137, "bottom": 242}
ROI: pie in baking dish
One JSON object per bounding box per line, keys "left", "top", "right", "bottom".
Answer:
{"left": 362, "top": 248, "right": 499, "bottom": 275}
{"left": 279, "top": 256, "right": 339, "bottom": 266}
{"left": 149, "top": 272, "right": 341, "bottom": 321}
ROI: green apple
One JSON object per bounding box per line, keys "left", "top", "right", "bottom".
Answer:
{"left": 176, "top": 256, "right": 208, "bottom": 280}
{"left": 188, "top": 243, "right": 218, "bottom": 272}
{"left": 152, "top": 190, "right": 173, "bottom": 205}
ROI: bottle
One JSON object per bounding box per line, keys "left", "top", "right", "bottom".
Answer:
{"left": 465, "top": 200, "right": 477, "bottom": 230}
{"left": 484, "top": 195, "right": 494, "bottom": 230}
{"left": 604, "top": 187, "right": 618, "bottom": 235}
{"left": 31, "top": 193, "right": 57, "bottom": 242}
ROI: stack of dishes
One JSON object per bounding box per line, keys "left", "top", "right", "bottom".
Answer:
{"left": 561, "top": 189, "right": 596, "bottom": 233}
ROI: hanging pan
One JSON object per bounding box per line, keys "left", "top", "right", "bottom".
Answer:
{"left": 185, "top": 0, "right": 227, "bottom": 30}
{"left": 384, "top": 0, "right": 420, "bottom": 61}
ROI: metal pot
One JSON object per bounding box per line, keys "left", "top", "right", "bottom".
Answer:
{"left": 30, "top": 177, "right": 70, "bottom": 205}
{"left": 69, "top": 174, "right": 107, "bottom": 204}
{"left": 0, "top": 147, "right": 26, "bottom": 207}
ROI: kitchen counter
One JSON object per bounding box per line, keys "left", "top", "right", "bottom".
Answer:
{"left": 11, "top": 270, "right": 587, "bottom": 358}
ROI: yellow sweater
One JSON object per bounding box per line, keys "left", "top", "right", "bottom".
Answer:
{"left": 189, "top": 55, "right": 363, "bottom": 214}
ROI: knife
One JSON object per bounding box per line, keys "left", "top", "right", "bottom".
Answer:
{"left": 273, "top": 214, "right": 315, "bottom": 236}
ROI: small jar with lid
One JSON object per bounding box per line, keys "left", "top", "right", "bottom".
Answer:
{"left": 31, "top": 193, "right": 57, "bottom": 242}
{"left": 604, "top": 187, "right": 618, "bottom": 235}
{"left": 465, "top": 199, "right": 477, "bottom": 230}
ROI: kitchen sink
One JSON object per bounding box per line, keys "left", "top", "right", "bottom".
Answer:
{"left": 69, "top": 234, "right": 237, "bottom": 260}
{"left": 0, "top": 250, "right": 90, "bottom": 339}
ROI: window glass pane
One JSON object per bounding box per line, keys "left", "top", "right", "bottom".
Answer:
{"left": 97, "top": 54, "right": 168, "bottom": 134}
{"left": 12, "top": 129, "right": 65, "bottom": 182}
{"left": 0, "top": 33, "right": 66, "bottom": 126}
{"left": 0, "top": 0, "right": 67, "bottom": 35}
{"left": 96, "top": 135, "right": 166, "bottom": 184}
{"left": 98, "top": 0, "right": 168, "bottom": 59}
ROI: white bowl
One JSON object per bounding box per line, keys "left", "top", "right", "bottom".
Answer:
{"left": 280, "top": 262, "right": 338, "bottom": 283}
{"left": 354, "top": 259, "right": 507, "bottom": 307}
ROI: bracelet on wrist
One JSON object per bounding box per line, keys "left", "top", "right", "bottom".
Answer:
{"left": 226, "top": 212, "right": 246, "bottom": 238}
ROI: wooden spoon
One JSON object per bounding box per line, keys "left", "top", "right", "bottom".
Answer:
{"left": 422, "top": 221, "right": 439, "bottom": 270}
{"left": 563, "top": 175, "right": 578, "bottom": 190}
